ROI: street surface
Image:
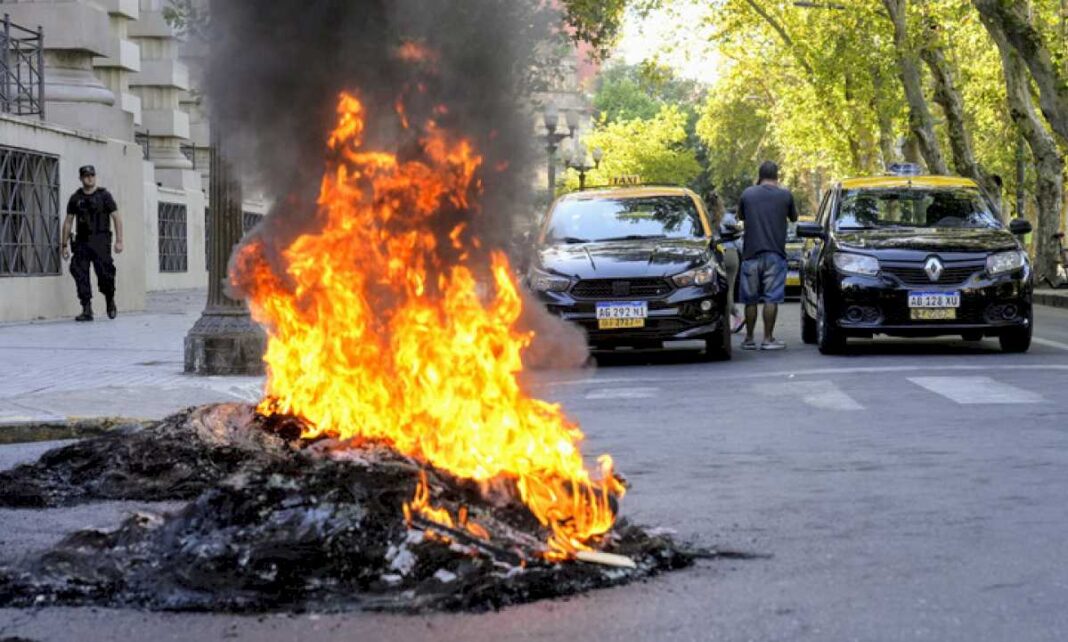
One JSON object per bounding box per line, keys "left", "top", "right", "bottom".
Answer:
{"left": 2, "top": 290, "right": 1068, "bottom": 641}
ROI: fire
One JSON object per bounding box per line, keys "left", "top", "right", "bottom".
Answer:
{"left": 236, "top": 92, "right": 624, "bottom": 558}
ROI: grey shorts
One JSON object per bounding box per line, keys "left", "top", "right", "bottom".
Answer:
{"left": 739, "top": 252, "right": 787, "bottom": 305}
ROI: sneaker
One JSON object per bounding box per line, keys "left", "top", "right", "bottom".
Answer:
{"left": 741, "top": 338, "right": 759, "bottom": 350}
{"left": 761, "top": 339, "right": 786, "bottom": 351}
{"left": 106, "top": 296, "right": 117, "bottom": 319}
{"left": 731, "top": 315, "right": 746, "bottom": 334}
{"left": 75, "top": 303, "right": 93, "bottom": 322}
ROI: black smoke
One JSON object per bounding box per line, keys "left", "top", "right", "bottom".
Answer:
{"left": 205, "top": 0, "right": 590, "bottom": 369}
{"left": 206, "top": 0, "right": 557, "bottom": 254}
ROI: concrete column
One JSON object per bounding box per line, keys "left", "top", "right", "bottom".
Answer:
{"left": 183, "top": 127, "right": 265, "bottom": 375}
{"left": 128, "top": 1, "right": 195, "bottom": 188}
{"left": 0, "top": 0, "right": 133, "bottom": 138}
{"left": 92, "top": 0, "right": 141, "bottom": 130}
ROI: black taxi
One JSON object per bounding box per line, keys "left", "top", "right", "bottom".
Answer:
{"left": 527, "top": 186, "right": 732, "bottom": 360}
{"left": 797, "top": 172, "right": 1033, "bottom": 354}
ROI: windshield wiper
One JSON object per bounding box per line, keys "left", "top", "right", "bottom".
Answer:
{"left": 597, "top": 234, "right": 668, "bottom": 242}
{"left": 553, "top": 236, "right": 591, "bottom": 244}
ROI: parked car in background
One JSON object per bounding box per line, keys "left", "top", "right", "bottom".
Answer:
{"left": 798, "top": 169, "right": 1033, "bottom": 354}
{"left": 527, "top": 186, "right": 732, "bottom": 360}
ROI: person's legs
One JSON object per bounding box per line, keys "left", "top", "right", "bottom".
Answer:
{"left": 723, "top": 248, "right": 741, "bottom": 326}
{"left": 759, "top": 254, "right": 788, "bottom": 348}
{"left": 70, "top": 242, "right": 93, "bottom": 320}
{"left": 738, "top": 256, "right": 761, "bottom": 349}
{"left": 763, "top": 302, "right": 779, "bottom": 339}
{"left": 88, "top": 235, "right": 117, "bottom": 318}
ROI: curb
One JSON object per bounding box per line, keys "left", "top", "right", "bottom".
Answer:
{"left": 1035, "top": 290, "right": 1068, "bottom": 310}
{"left": 0, "top": 417, "right": 148, "bottom": 445}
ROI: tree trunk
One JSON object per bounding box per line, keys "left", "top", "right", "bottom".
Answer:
{"left": 981, "top": 12, "right": 1064, "bottom": 282}
{"left": 872, "top": 66, "right": 900, "bottom": 169}
{"left": 919, "top": 27, "right": 995, "bottom": 194}
{"left": 972, "top": 0, "right": 1068, "bottom": 145}
{"left": 883, "top": 0, "right": 948, "bottom": 175}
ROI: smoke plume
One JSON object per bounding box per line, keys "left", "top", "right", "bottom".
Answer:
{"left": 205, "top": 0, "right": 590, "bottom": 368}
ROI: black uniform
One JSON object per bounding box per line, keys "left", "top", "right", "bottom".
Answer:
{"left": 67, "top": 188, "right": 118, "bottom": 306}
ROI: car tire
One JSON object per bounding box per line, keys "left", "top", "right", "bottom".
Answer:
{"left": 801, "top": 301, "right": 818, "bottom": 345}
{"left": 817, "top": 293, "right": 847, "bottom": 355}
{"left": 702, "top": 318, "right": 732, "bottom": 361}
{"left": 999, "top": 315, "right": 1032, "bottom": 353}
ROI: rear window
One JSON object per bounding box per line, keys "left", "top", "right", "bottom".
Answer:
{"left": 543, "top": 195, "right": 705, "bottom": 244}
{"left": 835, "top": 187, "right": 1000, "bottom": 231}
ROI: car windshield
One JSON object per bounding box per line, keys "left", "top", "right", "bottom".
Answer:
{"left": 543, "top": 195, "right": 705, "bottom": 244}
{"left": 835, "top": 187, "right": 1001, "bottom": 231}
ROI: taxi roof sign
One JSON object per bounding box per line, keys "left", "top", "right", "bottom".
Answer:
{"left": 609, "top": 175, "right": 642, "bottom": 186}
{"left": 887, "top": 162, "right": 922, "bottom": 176}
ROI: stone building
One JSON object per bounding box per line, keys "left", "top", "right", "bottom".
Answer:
{"left": 0, "top": 0, "right": 263, "bottom": 323}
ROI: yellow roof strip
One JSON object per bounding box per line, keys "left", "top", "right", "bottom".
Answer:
{"left": 839, "top": 175, "right": 978, "bottom": 190}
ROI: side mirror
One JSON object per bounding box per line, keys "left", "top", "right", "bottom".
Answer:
{"left": 1009, "top": 218, "right": 1032, "bottom": 236}
{"left": 796, "top": 222, "right": 826, "bottom": 240}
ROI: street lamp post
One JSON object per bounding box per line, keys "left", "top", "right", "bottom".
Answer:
{"left": 542, "top": 103, "right": 578, "bottom": 195}
{"left": 564, "top": 142, "right": 603, "bottom": 190}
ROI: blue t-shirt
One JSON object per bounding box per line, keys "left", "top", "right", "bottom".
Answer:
{"left": 737, "top": 183, "right": 798, "bottom": 260}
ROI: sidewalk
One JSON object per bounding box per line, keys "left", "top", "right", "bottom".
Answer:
{"left": 0, "top": 289, "right": 263, "bottom": 425}
{"left": 1035, "top": 288, "right": 1068, "bottom": 310}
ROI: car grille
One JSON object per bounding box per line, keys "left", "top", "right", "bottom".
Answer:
{"left": 571, "top": 278, "right": 673, "bottom": 299}
{"left": 881, "top": 262, "right": 985, "bottom": 287}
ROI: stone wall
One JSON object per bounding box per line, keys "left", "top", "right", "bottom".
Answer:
{"left": 0, "top": 114, "right": 147, "bottom": 323}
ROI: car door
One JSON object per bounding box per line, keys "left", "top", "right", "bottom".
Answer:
{"left": 802, "top": 187, "right": 834, "bottom": 315}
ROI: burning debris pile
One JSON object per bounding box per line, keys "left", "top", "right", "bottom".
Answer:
{"left": 0, "top": 3, "right": 752, "bottom": 613}
{"left": 0, "top": 405, "right": 695, "bottom": 612}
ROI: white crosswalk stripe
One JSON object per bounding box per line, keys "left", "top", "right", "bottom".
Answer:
{"left": 585, "top": 387, "right": 660, "bottom": 400}
{"left": 755, "top": 379, "right": 865, "bottom": 411}
{"left": 907, "top": 376, "right": 1044, "bottom": 405}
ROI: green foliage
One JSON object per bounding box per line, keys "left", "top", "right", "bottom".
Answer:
{"left": 558, "top": 0, "right": 629, "bottom": 58}
{"left": 561, "top": 105, "right": 702, "bottom": 191}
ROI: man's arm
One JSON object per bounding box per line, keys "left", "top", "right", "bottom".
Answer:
{"left": 788, "top": 193, "right": 799, "bottom": 223}
{"left": 61, "top": 214, "right": 74, "bottom": 260}
{"left": 737, "top": 194, "right": 746, "bottom": 222}
{"left": 111, "top": 211, "right": 124, "bottom": 254}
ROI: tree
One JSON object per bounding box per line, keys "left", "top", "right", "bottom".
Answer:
{"left": 977, "top": 5, "right": 1065, "bottom": 281}
{"left": 884, "top": 0, "right": 949, "bottom": 174}
{"left": 971, "top": 0, "right": 1068, "bottom": 144}
{"left": 561, "top": 104, "right": 701, "bottom": 191}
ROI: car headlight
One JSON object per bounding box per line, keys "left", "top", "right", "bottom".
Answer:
{"left": 673, "top": 262, "right": 719, "bottom": 287}
{"left": 986, "top": 250, "right": 1027, "bottom": 276}
{"left": 528, "top": 268, "right": 571, "bottom": 292}
{"left": 833, "top": 252, "right": 880, "bottom": 276}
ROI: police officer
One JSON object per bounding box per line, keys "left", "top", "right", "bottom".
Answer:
{"left": 60, "top": 165, "right": 124, "bottom": 321}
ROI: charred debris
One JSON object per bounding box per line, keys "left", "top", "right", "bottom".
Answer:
{"left": 0, "top": 404, "right": 748, "bottom": 613}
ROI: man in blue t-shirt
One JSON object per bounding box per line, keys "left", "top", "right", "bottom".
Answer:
{"left": 737, "top": 161, "right": 798, "bottom": 351}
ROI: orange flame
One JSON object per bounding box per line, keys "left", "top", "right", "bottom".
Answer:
{"left": 237, "top": 92, "right": 623, "bottom": 558}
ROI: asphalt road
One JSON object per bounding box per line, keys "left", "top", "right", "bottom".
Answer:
{"left": 3, "top": 303, "right": 1068, "bottom": 642}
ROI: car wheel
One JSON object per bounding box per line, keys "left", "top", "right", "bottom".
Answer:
{"left": 817, "top": 293, "right": 847, "bottom": 355}
{"left": 702, "top": 318, "right": 732, "bottom": 361}
{"left": 999, "top": 315, "right": 1032, "bottom": 353}
{"left": 801, "top": 300, "right": 818, "bottom": 345}
{"left": 961, "top": 331, "right": 983, "bottom": 342}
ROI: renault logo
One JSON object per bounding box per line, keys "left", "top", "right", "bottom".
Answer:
{"left": 925, "top": 257, "right": 944, "bottom": 282}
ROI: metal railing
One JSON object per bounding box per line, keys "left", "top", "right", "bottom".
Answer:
{"left": 0, "top": 14, "right": 44, "bottom": 119}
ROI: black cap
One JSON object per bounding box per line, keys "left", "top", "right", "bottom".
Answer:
{"left": 79, "top": 165, "right": 96, "bottom": 177}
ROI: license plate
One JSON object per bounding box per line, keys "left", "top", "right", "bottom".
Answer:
{"left": 911, "top": 308, "right": 957, "bottom": 320}
{"left": 908, "top": 291, "right": 960, "bottom": 308}
{"left": 596, "top": 301, "right": 647, "bottom": 330}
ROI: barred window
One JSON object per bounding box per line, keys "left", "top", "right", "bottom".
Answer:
{"left": 242, "top": 211, "right": 263, "bottom": 234}
{"left": 0, "top": 146, "right": 60, "bottom": 276}
{"left": 159, "top": 202, "right": 188, "bottom": 273}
